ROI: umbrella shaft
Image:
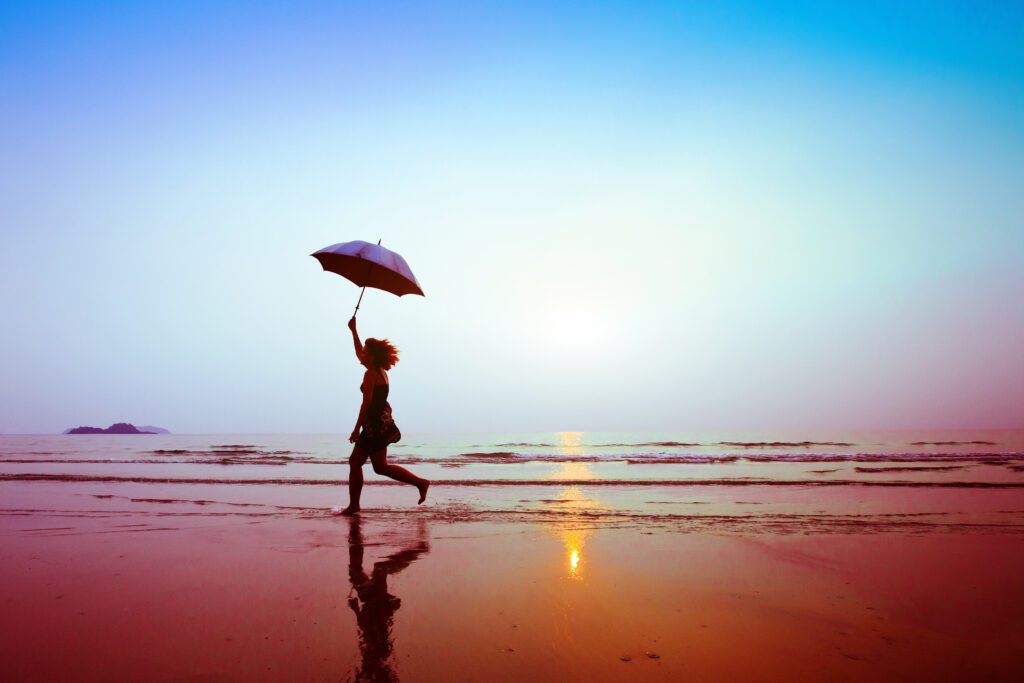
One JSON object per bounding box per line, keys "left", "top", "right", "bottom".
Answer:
{"left": 353, "top": 286, "right": 367, "bottom": 316}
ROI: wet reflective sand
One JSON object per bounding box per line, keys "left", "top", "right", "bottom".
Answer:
{"left": 1, "top": 478, "right": 1022, "bottom": 682}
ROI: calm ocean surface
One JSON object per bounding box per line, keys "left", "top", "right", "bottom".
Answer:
{"left": 2, "top": 430, "right": 1023, "bottom": 488}
{"left": 3, "top": 430, "right": 1024, "bottom": 535}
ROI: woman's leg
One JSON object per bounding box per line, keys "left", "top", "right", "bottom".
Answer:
{"left": 370, "top": 448, "right": 430, "bottom": 504}
{"left": 340, "top": 446, "right": 368, "bottom": 514}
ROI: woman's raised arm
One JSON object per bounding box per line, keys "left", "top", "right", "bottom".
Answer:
{"left": 347, "top": 316, "right": 363, "bottom": 361}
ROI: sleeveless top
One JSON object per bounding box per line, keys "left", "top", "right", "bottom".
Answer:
{"left": 356, "top": 377, "right": 401, "bottom": 450}
{"left": 361, "top": 382, "right": 390, "bottom": 420}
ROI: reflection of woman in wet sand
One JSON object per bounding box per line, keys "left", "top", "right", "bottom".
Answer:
{"left": 334, "top": 316, "right": 429, "bottom": 516}
{"left": 347, "top": 516, "right": 430, "bottom": 682}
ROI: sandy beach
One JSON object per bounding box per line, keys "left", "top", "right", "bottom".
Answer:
{"left": 2, "top": 432, "right": 1023, "bottom": 682}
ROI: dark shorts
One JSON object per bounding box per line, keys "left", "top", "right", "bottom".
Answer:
{"left": 355, "top": 430, "right": 398, "bottom": 453}
{"left": 350, "top": 428, "right": 401, "bottom": 464}
{"left": 353, "top": 408, "right": 401, "bottom": 455}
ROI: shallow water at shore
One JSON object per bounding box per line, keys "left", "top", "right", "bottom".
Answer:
{"left": 4, "top": 430, "right": 1024, "bottom": 535}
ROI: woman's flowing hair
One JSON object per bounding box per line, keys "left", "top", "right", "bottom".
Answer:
{"left": 363, "top": 338, "right": 399, "bottom": 370}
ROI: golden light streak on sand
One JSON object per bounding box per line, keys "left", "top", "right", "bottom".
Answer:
{"left": 547, "top": 484, "right": 605, "bottom": 581}
{"left": 563, "top": 528, "right": 586, "bottom": 580}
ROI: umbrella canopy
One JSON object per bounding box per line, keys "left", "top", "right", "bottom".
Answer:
{"left": 312, "top": 240, "right": 424, "bottom": 313}
{"left": 312, "top": 240, "right": 423, "bottom": 297}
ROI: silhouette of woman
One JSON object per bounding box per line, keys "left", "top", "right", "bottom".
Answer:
{"left": 346, "top": 515, "right": 430, "bottom": 682}
{"left": 334, "top": 316, "right": 429, "bottom": 516}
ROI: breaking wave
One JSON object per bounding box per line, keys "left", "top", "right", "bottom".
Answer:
{"left": 909, "top": 440, "right": 998, "bottom": 446}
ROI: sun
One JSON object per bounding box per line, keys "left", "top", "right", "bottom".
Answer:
{"left": 530, "top": 307, "right": 614, "bottom": 359}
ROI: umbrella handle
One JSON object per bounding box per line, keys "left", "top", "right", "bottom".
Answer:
{"left": 351, "top": 239, "right": 381, "bottom": 318}
{"left": 353, "top": 286, "right": 367, "bottom": 318}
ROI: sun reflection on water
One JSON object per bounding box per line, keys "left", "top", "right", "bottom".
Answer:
{"left": 556, "top": 486, "right": 593, "bottom": 579}
{"left": 548, "top": 434, "right": 603, "bottom": 581}
{"left": 549, "top": 431, "right": 594, "bottom": 481}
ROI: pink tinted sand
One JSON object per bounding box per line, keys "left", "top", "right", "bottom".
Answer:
{"left": 1, "top": 481, "right": 1022, "bottom": 682}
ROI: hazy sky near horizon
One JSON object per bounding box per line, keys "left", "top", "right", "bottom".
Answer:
{"left": 1, "top": 1, "right": 1022, "bottom": 434}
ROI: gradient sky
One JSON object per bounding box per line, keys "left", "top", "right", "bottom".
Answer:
{"left": 1, "top": 1, "right": 1022, "bottom": 434}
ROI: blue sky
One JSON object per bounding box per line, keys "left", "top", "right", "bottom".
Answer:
{"left": 1, "top": 1, "right": 1022, "bottom": 433}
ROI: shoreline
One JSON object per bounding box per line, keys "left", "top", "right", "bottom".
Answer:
{"left": 5, "top": 473, "right": 1024, "bottom": 487}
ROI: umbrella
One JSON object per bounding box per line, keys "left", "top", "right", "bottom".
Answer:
{"left": 311, "top": 239, "right": 424, "bottom": 316}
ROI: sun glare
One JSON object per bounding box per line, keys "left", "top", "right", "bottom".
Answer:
{"left": 529, "top": 308, "right": 615, "bottom": 359}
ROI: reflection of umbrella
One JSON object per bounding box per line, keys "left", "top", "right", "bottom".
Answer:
{"left": 312, "top": 239, "right": 424, "bottom": 316}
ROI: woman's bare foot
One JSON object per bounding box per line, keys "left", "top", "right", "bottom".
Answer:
{"left": 331, "top": 505, "right": 360, "bottom": 516}
{"left": 417, "top": 480, "right": 430, "bottom": 505}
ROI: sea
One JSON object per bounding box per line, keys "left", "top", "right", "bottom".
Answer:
{"left": 3, "top": 430, "right": 1023, "bottom": 534}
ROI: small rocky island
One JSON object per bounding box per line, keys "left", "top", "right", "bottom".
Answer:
{"left": 64, "top": 422, "right": 169, "bottom": 435}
